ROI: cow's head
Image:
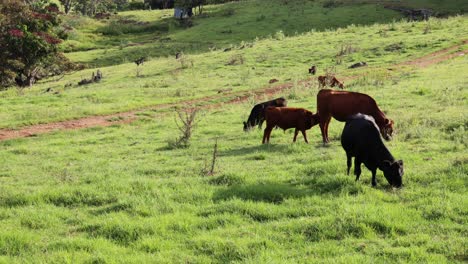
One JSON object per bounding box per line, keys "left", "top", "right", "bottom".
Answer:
{"left": 381, "top": 160, "right": 403, "bottom": 188}
{"left": 381, "top": 118, "right": 394, "bottom": 140}
{"left": 243, "top": 121, "right": 251, "bottom": 132}
{"left": 306, "top": 112, "right": 320, "bottom": 129}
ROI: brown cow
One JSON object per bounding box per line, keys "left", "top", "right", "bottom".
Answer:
{"left": 318, "top": 75, "right": 344, "bottom": 89}
{"left": 262, "top": 107, "right": 320, "bottom": 144}
{"left": 317, "top": 89, "right": 394, "bottom": 143}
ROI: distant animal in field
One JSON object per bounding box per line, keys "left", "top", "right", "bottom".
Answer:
{"left": 317, "top": 89, "right": 394, "bottom": 143}
{"left": 175, "top": 52, "right": 182, "bottom": 59}
{"left": 262, "top": 106, "right": 320, "bottom": 144}
{"left": 269, "top": 78, "right": 279, "bottom": 84}
{"left": 348, "top": 62, "right": 367, "bottom": 69}
{"left": 134, "top": 57, "right": 145, "bottom": 66}
{"left": 243, "top": 97, "right": 287, "bottom": 131}
{"left": 308, "top": 65, "right": 317, "bottom": 75}
{"left": 78, "top": 70, "right": 102, "bottom": 86}
{"left": 341, "top": 113, "right": 403, "bottom": 187}
{"left": 318, "top": 75, "right": 344, "bottom": 89}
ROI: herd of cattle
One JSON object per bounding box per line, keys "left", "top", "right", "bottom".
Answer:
{"left": 242, "top": 88, "right": 404, "bottom": 188}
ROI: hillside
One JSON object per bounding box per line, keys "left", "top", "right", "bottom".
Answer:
{"left": 1, "top": 15, "right": 466, "bottom": 129}
{"left": 0, "top": 0, "right": 467, "bottom": 263}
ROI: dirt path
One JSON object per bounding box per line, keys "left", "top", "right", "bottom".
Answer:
{"left": 0, "top": 41, "right": 466, "bottom": 141}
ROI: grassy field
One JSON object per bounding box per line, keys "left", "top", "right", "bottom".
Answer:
{"left": 1, "top": 15, "right": 467, "bottom": 129}
{"left": 61, "top": 0, "right": 468, "bottom": 68}
{"left": 61, "top": 0, "right": 405, "bottom": 67}
{"left": 0, "top": 0, "right": 467, "bottom": 262}
{"left": 0, "top": 55, "right": 466, "bottom": 262}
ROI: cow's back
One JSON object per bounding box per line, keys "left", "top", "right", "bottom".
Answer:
{"left": 341, "top": 114, "right": 382, "bottom": 156}
{"left": 317, "top": 89, "right": 377, "bottom": 121}
{"left": 265, "top": 107, "right": 308, "bottom": 130}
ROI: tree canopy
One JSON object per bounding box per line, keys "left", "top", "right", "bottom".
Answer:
{"left": 0, "top": 0, "right": 73, "bottom": 88}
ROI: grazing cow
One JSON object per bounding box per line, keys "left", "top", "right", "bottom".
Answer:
{"left": 243, "top": 98, "right": 287, "bottom": 131}
{"left": 308, "top": 65, "right": 317, "bottom": 75}
{"left": 317, "top": 89, "right": 394, "bottom": 143}
{"left": 348, "top": 62, "right": 367, "bottom": 69}
{"left": 262, "top": 107, "right": 320, "bottom": 144}
{"left": 341, "top": 114, "right": 403, "bottom": 187}
{"left": 318, "top": 75, "right": 344, "bottom": 89}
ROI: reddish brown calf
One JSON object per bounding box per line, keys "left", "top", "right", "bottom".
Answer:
{"left": 317, "top": 89, "right": 394, "bottom": 143}
{"left": 318, "top": 75, "right": 345, "bottom": 89}
{"left": 262, "top": 107, "right": 320, "bottom": 144}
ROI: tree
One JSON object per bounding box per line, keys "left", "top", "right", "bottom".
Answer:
{"left": 144, "top": 0, "right": 174, "bottom": 10}
{"left": 175, "top": 0, "right": 204, "bottom": 15}
{"left": 59, "top": 0, "right": 73, "bottom": 14}
{"left": 0, "top": 0, "right": 73, "bottom": 88}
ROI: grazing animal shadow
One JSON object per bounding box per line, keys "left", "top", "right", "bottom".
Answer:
{"left": 212, "top": 183, "right": 310, "bottom": 204}
{"left": 221, "top": 144, "right": 290, "bottom": 157}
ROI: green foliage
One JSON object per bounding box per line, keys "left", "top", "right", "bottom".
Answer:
{"left": 0, "top": 0, "right": 72, "bottom": 88}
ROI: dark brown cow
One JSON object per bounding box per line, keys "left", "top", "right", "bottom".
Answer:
{"left": 243, "top": 98, "right": 287, "bottom": 131}
{"left": 308, "top": 65, "right": 317, "bottom": 75}
{"left": 262, "top": 107, "right": 320, "bottom": 144}
{"left": 318, "top": 75, "right": 344, "bottom": 89}
{"left": 317, "top": 89, "right": 394, "bottom": 143}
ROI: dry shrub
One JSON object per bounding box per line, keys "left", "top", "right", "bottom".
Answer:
{"left": 167, "top": 108, "right": 200, "bottom": 149}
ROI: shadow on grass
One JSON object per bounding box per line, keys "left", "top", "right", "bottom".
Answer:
{"left": 212, "top": 174, "right": 364, "bottom": 204}
{"left": 220, "top": 144, "right": 290, "bottom": 157}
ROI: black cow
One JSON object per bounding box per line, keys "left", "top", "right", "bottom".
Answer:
{"left": 341, "top": 114, "right": 403, "bottom": 187}
{"left": 134, "top": 57, "right": 145, "bottom": 66}
{"left": 243, "top": 97, "right": 287, "bottom": 131}
{"left": 348, "top": 62, "right": 367, "bottom": 69}
{"left": 308, "top": 65, "right": 317, "bottom": 75}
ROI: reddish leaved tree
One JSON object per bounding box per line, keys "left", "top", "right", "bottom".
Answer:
{"left": 0, "top": 0, "right": 73, "bottom": 88}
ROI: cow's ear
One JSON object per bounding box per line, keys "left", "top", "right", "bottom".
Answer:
{"left": 397, "top": 160, "right": 403, "bottom": 166}
{"left": 382, "top": 160, "right": 392, "bottom": 168}
{"left": 385, "top": 118, "right": 390, "bottom": 125}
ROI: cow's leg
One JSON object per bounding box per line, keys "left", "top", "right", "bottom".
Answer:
{"left": 322, "top": 116, "right": 332, "bottom": 143}
{"left": 258, "top": 119, "right": 264, "bottom": 130}
{"left": 264, "top": 126, "right": 273, "bottom": 144}
{"left": 262, "top": 126, "right": 272, "bottom": 144}
{"left": 325, "top": 119, "right": 331, "bottom": 143}
{"left": 346, "top": 153, "right": 352, "bottom": 175}
{"left": 354, "top": 157, "right": 362, "bottom": 181}
{"left": 301, "top": 130, "right": 308, "bottom": 143}
{"left": 319, "top": 115, "right": 331, "bottom": 143}
{"left": 293, "top": 128, "right": 299, "bottom": 142}
{"left": 371, "top": 168, "right": 377, "bottom": 187}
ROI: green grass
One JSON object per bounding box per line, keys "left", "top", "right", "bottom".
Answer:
{"left": 0, "top": 54, "right": 466, "bottom": 262}
{"left": 62, "top": 0, "right": 406, "bottom": 67}
{"left": 1, "top": 15, "right": 467, "bottom": 129}
{"left": 0, "top": 1, "right": 467, "bottom": 262}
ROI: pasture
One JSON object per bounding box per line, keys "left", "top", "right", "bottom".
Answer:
{"left": 0, "top": 0, "right": 467, "bottom": 263}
